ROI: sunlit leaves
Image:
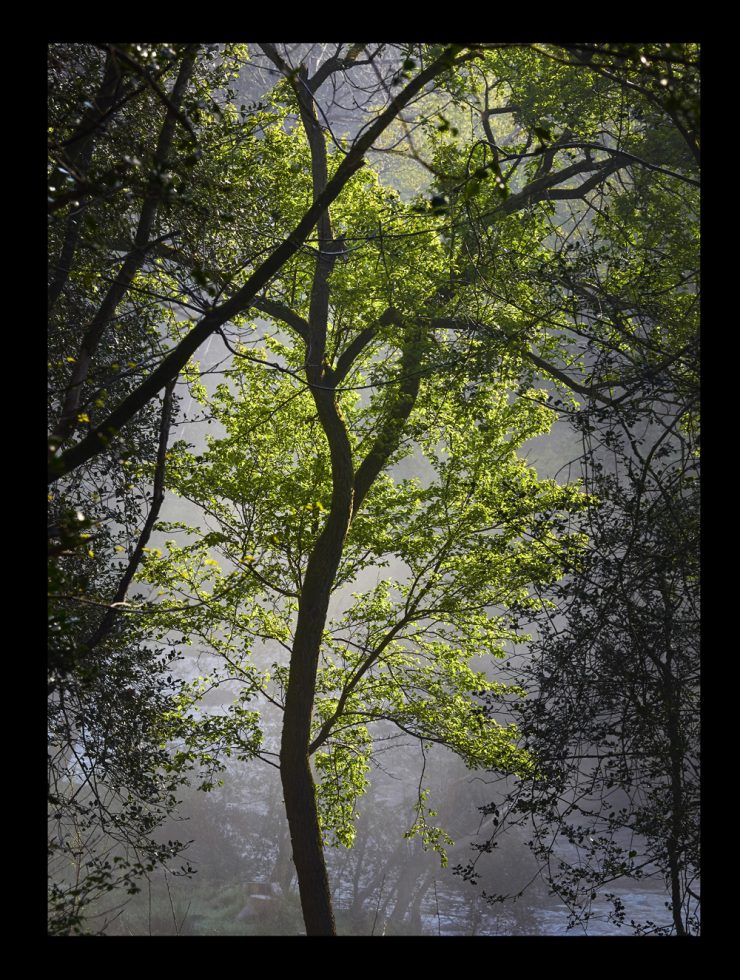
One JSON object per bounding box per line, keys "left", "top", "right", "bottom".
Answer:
{"left": 314, "top": 721, "right": 371, "bottom": 848}
{"left": 48, "top": 41, "right": 700, "bottom": 935}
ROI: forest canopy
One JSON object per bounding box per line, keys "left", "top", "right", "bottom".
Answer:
{"left": 47, "top": 42, "right": 699, "bottom": 936}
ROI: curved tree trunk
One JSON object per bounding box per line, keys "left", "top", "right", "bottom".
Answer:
{"left": 277, "top": 207, "right": 353, "bottom": 934}
{"left": 261, "top": 44, "right": 430, "bottom": 937}
{"left": 279, "top": 420, "right": 352, "bottom": 933}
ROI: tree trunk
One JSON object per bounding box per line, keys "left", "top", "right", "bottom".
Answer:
{"left": 662, "top": 587, "right": 688, "bottom": 937}
{"left": 268, "top": 45, "right": 428, "bottom": 934}
{"left": 279, "top": 473, "right": 351, "bottom": 934}
{"left": 278, "top": 336, "right": 354, "bottom": 934}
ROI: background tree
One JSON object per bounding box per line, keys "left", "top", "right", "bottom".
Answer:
{"left": 446, "top": 42, "right": 700, "bottom": 936}
{"left": 47, "top": 42, "right": 206, "bottom": 932}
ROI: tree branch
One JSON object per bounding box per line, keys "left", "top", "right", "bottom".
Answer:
{"left": 250, "top": 296, "right": 310, "bottom": 344}
{"left": 353, "top": 319, "right": 423, "bottom": 514}
{"left": 49, "top": 46, "right": 199, "bottom": 453}
{"left": 83, "top": 376, "right": 177, "bottom": 653}
{"left": 333, "top": 307, "right": 398, "bottom": 384}
{"left": 104, "top": 44, "right": 198, "bottom": 142}
{"left": 49, "top": 44, "right": 481, "bottom": 483}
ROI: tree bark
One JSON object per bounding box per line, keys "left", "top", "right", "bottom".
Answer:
{"left": 661, "top": 580, "right": 688, "bottom": 936}
{"left": 279, "top": 332, "right": 354, "bottom": 936}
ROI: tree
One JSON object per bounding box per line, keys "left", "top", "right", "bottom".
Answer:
{"left": 133, "top": 42, "right": 661, "bottom": 936}
{"left": 47, "top": 41, "right": 484, "bottom": 934}
{"left": 446, "top": 43, "right": 700, "bottom": 935}
{"left": 468, "top": 410, "right": 699, "bottom": 934}
{"left": 47, "top": 42, "right": 253, "bottom": 932}
{"left": 138, "top": 155, "right": 593, "bottom": 933}
{"left": 48, "top": 42, "right": 699, "bottom": 936}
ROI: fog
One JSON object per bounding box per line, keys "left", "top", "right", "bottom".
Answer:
{"left": 48, "top": 43, "right": 698, "bottom": 937}
{"left": 104, "top": 339, "right": 673, "bottom": 937}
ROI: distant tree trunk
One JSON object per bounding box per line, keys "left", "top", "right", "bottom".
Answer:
{"left": 388, "top": 858, "right": 435, "bottom": 933}
{"left": 408, "top": 867, "right": 436, "bottom": 934}
{"left": 348, "top": 820, "right": 370, "bottom": 921}
{"left": 271, "top": 822, "right": 296, "bottom": 896}
{"left": 661, "top": 581, "right": 688, "bottom": 937}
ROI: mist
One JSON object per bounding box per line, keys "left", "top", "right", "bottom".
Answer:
{"left": 48, "top": 42, "right": 699, "bottom": 937}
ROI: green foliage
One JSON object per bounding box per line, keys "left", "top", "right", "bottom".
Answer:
{"left": 135, "top": 154, "right": 594, "bottom": 852}
{"left": 404, "top": 788, "right": 455, "bottom": 865}
{"left": 49, "top": 42, "right": 699, "bottom": 934}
